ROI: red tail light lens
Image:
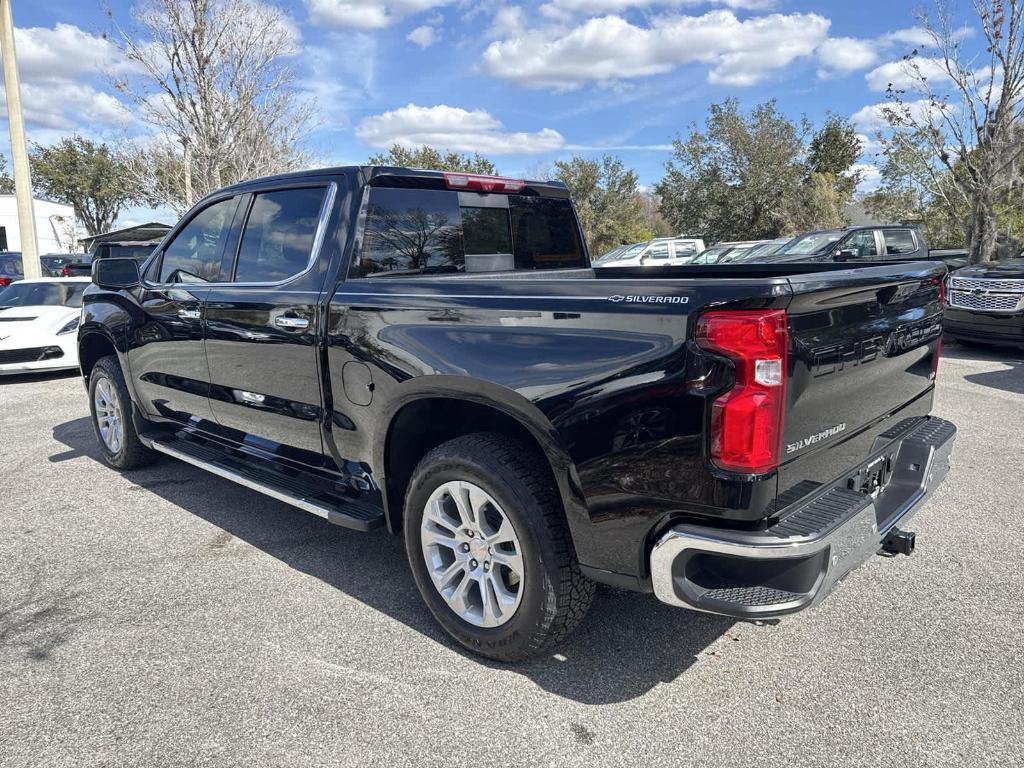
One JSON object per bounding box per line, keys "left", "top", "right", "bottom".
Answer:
{"left": 0, "top": 276, "right": 11, "bottom": 287}
{"left": 62, "top": 265, "right": 72, "bottom": 277}
{"left": 443, "top": 172, "right": 525, "bottom": 193}
{"left": 695, "top": 309, "right": 788, "bottom": 474}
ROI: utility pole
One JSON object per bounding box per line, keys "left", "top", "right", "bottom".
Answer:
{"left": 0, "top": 0, "right": 40, "bottom": 277}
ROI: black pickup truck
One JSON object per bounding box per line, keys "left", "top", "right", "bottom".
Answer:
{"left": 78, "top": 166, "right": 956, "bottom": 661}
{"left": 756, "top": 225, "right": 968, "bottom": 269}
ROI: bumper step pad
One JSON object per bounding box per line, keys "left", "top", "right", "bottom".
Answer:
{"left": 148, "top": 434, "right": 384, "bottom": 531}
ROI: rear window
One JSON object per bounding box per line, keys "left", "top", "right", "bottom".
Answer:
{"left": 351, "top": 188, "right": 584, "bottom": 278}
{"left": 0, "top": 254, "right": 23, "bottom": 276}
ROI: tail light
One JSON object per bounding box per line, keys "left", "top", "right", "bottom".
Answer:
{"left": 443, "top": 172, "right": 525, "bottom": 193}
{"left": 0, "top": 276, "right": 11, "bottom": 287}
{"left": 62, "top": 265, "right": 72, "bottom": 277}
{"left": 695, "top": 309, "right": 788, "bottom": 474}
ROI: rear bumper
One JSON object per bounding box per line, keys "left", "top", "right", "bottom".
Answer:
{"left": 944, "top": 307, "right": 1024, "bottom": 346}
{"left": 650, "top": 416, "right": 956, "bottom": 618}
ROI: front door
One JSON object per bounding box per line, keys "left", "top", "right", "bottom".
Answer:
{"left": 204, "top": 183, "right": 335, "bottom": 467}
{"left": 129, "top": 195, "right": 241, "bottom": 427}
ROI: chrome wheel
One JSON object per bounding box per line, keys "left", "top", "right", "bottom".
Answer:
{"left": 94, "top": 377, "right": 124, "bottom": 454}
{"left": 420, "top": 480, "right": 525, "bottom": 628}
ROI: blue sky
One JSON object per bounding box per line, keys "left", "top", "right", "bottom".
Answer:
{"left": 3, "top": 0, "right": 981, "bottom": 225}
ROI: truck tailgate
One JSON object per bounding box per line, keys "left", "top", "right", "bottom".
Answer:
{"left": 777, "top": 262, "right": 945, "bottom": 502}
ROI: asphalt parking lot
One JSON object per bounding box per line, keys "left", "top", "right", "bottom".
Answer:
{"left": 1, "top": 341, "right": 1022, "bottom": 768}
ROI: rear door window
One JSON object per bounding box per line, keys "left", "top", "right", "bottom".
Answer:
{"left": 645, "top": 243, "right": 671, "bottom": 261}
{"left": 159, "top": 197, "right": 238, "bottom": 283}
{"left": 671, "top": 241, "right": 698, "bottom": 259}
{"left": 233, "top": 187, "right": 326, "bottom": 283}
{"left": 882, "top": 229, "right": 917, "bottom": 255}
{"left": 351, "top": 187, "right": 585, "bottom": 278}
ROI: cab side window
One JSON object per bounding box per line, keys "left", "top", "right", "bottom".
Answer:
{"left": 845, "top": 230, "right": 879, "bottom": 259}
{"left": 233, "top": 187, "right": 326, "bottom": 283}
{"left": 159, "top": 197, "right": 238, "bottom": 283}
{"left": 883, "top": 229, "right": 917, "bottom": 255}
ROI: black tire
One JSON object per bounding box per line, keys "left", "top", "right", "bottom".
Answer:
{"left": 403, "top": 433, "right": 594, "bottom": 662}
{"left": 88, "top": 355, "right": 156, "bottom": 470}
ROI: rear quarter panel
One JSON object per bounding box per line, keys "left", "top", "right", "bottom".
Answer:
{"left": 327, "top": 275, "right": 789, "bottom": 577}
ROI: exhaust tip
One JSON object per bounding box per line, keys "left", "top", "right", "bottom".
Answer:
{"left": 881, "top": 528, "right": 916, "bottom": 557}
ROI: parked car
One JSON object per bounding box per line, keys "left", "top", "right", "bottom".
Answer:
{"left": 592, "top": 237, "right": 705, "bottom": 267}
{"left": 79, "top": 166, "right": 955, "bottom": 661}
{"left": 40, "top": 254, "right": 79, "bottom": 277}
{"left": 0, "top": 277, "right": 89, "bottom": 374}
{"left": 66, "top": 240, "right": 162, "bottom": 276}
{"left": 726, "top": 237, "right": 792, "bottom": 263}
{"left": 944, "top": 259, "right": 1024, "bottom": 347}
{"left": 0, "top": 252, "right": 23, "bottom": 287}
{"left": 689, "top": 240, "right": 767, "bottom": 265}
{"left": 750, "top": 225, "right": 968, "bottom": 268}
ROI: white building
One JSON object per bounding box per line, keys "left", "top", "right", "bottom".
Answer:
{"left": 0, "top": 195, "right": 78, "bottom": 253}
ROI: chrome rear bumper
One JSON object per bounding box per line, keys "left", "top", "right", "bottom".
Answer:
{"left": 650, "top": 416, "right": 956, "bottom": 618}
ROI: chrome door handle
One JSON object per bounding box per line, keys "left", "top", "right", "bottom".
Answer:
{"left": 274, "top": 315, "right": 309, "bottom": 330}
{"left": 178, "top": 308, "right": 201, "bottom": 320}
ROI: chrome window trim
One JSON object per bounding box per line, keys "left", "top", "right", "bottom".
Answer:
{"left": 142, "top": 181, "right": 337, "bottom": 291}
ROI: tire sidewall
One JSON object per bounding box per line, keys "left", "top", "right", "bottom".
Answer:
{"left": 404, "top": 453, "right": 561, "bottom": 660}
{"left": 88, "top": 362, "right": 129, "bottom": 467}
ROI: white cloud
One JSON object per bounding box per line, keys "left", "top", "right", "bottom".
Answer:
{"left": 865, "top": 56, "right": 950, "bottom": 92}
{"left": 850, "top": 99, "right": 936, "bottom": 132}
{"left": 879, "top": 24, "right": 972, "bottom": 48}
{"left": 407, "top": 24, "right": 440, "bottom": 47}
{"left": 482, "top": 11, "right": 830, "bottom": 90}
{"left": 851, "top": 163, "right": 882, "bottom": 193}
{"left": 488, "top": 6, "right": 525, "bottom": 39}
{"left": 0, "top": 23, "right": 135, "bottom": 133}
{"left": 816, "top": 37, "right": 878, "bottom": 78}
{"left": 305, "top": 0, "right": 451, "bottom": 29}
{"left": 14, "top": 23, "right": 136, "bottom": 82}
{"left": 355, "top": 104, "right": 566, "bottom": 154}
{"left": 540, "top": 0, "right": 776, "bottom": 19}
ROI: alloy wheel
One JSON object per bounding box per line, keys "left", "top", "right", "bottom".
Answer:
{"left": 420, "top": 480, "right": 525, "bottom": 628}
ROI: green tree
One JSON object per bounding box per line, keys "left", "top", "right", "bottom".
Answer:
{"left": 874, "top": 0, "right": 1024, "bottom": 262}
{"left": 31, "top": 136, "right": 150, "bottom": 237}
{"left": 552, "top": 155, "right": 649, "bottom": 255}
{"left": 656, "top": 100, "right": 810, "bottom": 242}
{"left": 368, "top": 145, "right": 497, "bottom": 175}
{"left": 657, "top": 101, "right": 863, "bottom": 241}
{"left": 0, "top": 154, "right": 14, "bottom": 194}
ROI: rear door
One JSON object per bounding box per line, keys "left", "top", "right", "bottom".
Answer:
{"left": 777, "top": 262, "right": 945, "bottom": 498}
{"left": 203, "top": 182, "right": 337, "bottom": 467}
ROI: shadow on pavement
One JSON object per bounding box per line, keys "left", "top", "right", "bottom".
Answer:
{"left": 0, "top": 575, "right": 85, "bottom": 663}
{"left": 0, "top": 369, "right": 80, "bottom": 385}
{"left": 51, "top": 416, "right": 734, "bottom": 704}
{"left": 942, "top": 339, "right": 1024, "bottom": 395}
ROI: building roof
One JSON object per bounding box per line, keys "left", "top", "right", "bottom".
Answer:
{"left": 80, "top": 222, "right": 172, "bottom": 250}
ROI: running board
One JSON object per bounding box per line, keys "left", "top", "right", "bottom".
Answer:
{"left": 149, "top": 437, "right": 384, "bottom": 532}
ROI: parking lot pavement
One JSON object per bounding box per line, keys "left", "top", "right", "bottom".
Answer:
{"left": 1, "top": 342, "right": 1022, "bottom": 768}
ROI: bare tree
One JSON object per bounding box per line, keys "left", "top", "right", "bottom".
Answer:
{"left": 881, "top": 0, "right": 1024, "bottom": 262}
{"left": 111, "top": 0, "right": 315, "bottom": 214}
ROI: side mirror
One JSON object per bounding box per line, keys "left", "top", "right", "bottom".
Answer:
{"left": 92, "top": 257, "right": 141, "bottom": 290}
{"left": 834, "top": 248, "right": 858, "bottom": 262}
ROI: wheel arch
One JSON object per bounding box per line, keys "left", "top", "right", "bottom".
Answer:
{"left": 78, "top": 328, "right": 120, "bottom": 385}
{"left": 374, "top": 379, "right": 587, "bottom": 544}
